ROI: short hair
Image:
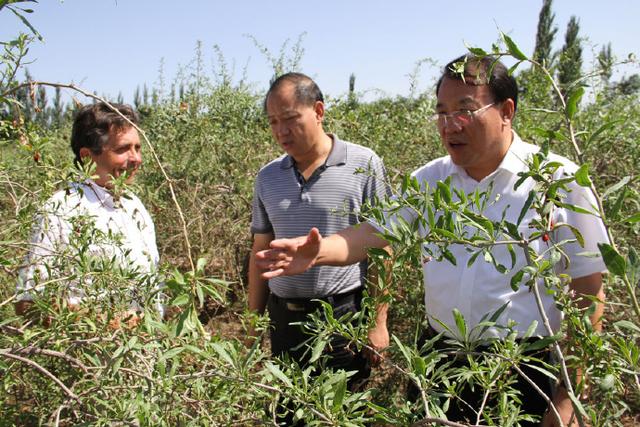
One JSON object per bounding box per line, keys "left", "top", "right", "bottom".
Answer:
{"left": 435, "top": 54, "right": 518, "bottom": 112}
{"left": 263, "top": 72, "right": 324, "bottom": 113}
{"left": 71, "top": 103, "right": 139, "bottom": 165}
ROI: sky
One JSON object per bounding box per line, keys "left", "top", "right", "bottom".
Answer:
{"left": 1, "top": 1, "right": 638, "bottom": 103}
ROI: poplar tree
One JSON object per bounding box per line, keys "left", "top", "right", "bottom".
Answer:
{"left": 52, "top": 86, "right": 63, "bottom": 127}
{"left": 36, "top": 85, "right": 48, "bottom": 127}
{"left": 598, "top": 43, "right": 614, "bottom": 85}
{"left": 133, "top": 86, "right": 141, "bottom": 109}
{"left": 557, "top": 16, "right": 583, "bottom": 99}
{"left": 533, "top": 0, "right": 557, "bottom": 66}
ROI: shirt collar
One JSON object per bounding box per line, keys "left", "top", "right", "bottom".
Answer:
{"left": 496, "top": 131, "right": 533, "bottom": 176}
{"left": 78, "top": 179, "right": 117, "bottom": 209}
{"left": 280, "top": 134, "right": 347, "bottom": 169}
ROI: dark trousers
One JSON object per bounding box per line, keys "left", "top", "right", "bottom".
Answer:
{"left": 267, "top": 288, "right": 372, "bottom": 425}
{"left": 267, "top": 287, "right": 371, "bottom": 389}
{"left": 408, "top": 327, "right": 554, "bottom": 426}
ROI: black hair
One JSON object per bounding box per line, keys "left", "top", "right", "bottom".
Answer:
{"left": 435, "top": 54, "right": 518, "bottom": 112}
{"left": 70, "top": 103, "right": 139, "bottom": 165}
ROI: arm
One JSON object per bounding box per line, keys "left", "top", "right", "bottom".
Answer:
{"left": 257, "top": 223, "right": 388, "bottom": 279}
{"left": 544, "top": 272, "right": 604, "bottom": 427}
{"left": 365, "top": 250, "right": 391, "bottom": 365}
{"left": 248, "top": 232, "right": 275, "bottom": 314}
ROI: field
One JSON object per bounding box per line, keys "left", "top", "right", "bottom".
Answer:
{"left": 1, "top": 9, "right": 639, "bottom": 427}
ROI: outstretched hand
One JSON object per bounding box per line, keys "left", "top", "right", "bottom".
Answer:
{"left": 255, "top": 228, "right": 323, "bottom": 279}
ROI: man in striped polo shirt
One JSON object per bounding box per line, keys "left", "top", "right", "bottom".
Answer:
{"left": 249, "top": 72, "right": 389, "bottom": 389}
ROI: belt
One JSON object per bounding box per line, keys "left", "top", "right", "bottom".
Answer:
{"left": 270, "top": 287, "right": 363, "bottom": 312}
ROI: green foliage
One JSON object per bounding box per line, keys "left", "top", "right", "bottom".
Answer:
{"left": 1, "top": 7, "right": 639, "bottom": 426}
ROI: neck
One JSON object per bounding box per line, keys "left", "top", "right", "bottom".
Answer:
{"left": 294, "top": 133, "right": 333, "bottom": 172}
{"left": 466, "top": 131, "right": 513, "bottom": 182}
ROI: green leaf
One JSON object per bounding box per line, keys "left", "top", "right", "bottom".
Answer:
{"left": 8, "top": 6, "right": 42, "bottom": 40}
{"left": 598, "top": 243, "right": 626, "bottom": 276}
{"left": 171, "top": 293, "right": 190, "bottom": 307}
{"left": 625, "top": 212, "right": 640, "bottom": 223}
{"left": 332, "top": 375, "right": 347, "bottom": 409}
{"left": 442, "top": 248, "right": 457, "bottom": 266}
{"left": 158, "top": 347, "right": 184, "bottom": 364}
{"left": 574, "top": 163, "right": 592, "bottom": 187}
{"left": 602, "top": 176, "right": 631, "bottom": 200}
{"left": 212, "top": 342, "right": 236, "bottom": 367}
{"left": 265, "top": 362, "right": 293, "bottom": 388}
{"left": 452, "top": 309, "right": 467, "bottom": 339}
{"left": 467, "top": 46, "right": 488, "bottom": 57}
{"left": 586, "top": 120, "right": 623, "bottom": 147}
{"left": 517, "top": 191, "right": 536, "bottom": 225}
{"left": 501, "top": 32, "right": 527, "bottom": 60}
{"left": 567, "top": 390, "right": 588, "bottom": 418}
{"left": 510, "top": 270, "right": 524, "bottom": 291}
{"left": 613, "top": 320, "right": 640, "bottom": 333}
{"left": 467, "top": 250, "right": 481, "bottom": 267}
{"left": 412, "top": 356, "right": 426, "bottom": 376}
{"left": 566, "top": 87, "right": 585, "bottom": 120}
{"left": 196, "top": 257, "right": 207, "bottom": 272}
{"left": 309, "top": 337, "right": 326, "bottom": 363}
{"left": 196, "top": 282, "right": 205, "bottom": 307}
{"left": 556, "top": 202, "right": 594, "bottom": 216}
{"left": 437, "top": 181, "right": 452, "bottom": 203}
{"left": 524, "top": 334, "right": 561, "bottom": 351}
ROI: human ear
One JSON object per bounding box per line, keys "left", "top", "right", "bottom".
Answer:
{"left": 79, "top": 147, "right": 92, "bottom": 160}
{"left": 314, "top": 101, "right": 325, "bottom": 122}
{"left": 500, "top": 99, "right": 515, "bottom": 124}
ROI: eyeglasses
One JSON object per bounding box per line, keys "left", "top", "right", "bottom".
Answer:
{"left": 431, "top": 103, "right": 495, "bottom": 128}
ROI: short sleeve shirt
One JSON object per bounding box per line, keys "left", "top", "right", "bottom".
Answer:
{"left": 252, "top": 134, "right": 389, "bottom": 298}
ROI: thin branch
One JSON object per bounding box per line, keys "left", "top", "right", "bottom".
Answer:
{"left": 521, "top": 242, "right": 583, "bottom": 427}
{"left": 6, "top": 346, "right": 89, "bottom": 373}
{"left": 0, "top": 350, "right": 79, "bottom": 400}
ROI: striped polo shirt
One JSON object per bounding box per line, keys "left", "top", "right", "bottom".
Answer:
{"left": 251, "top": 134, "right": 388, "bottom": 298}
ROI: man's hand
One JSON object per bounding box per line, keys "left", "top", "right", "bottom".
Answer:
{"left": 542, "top": 386, "right": 578, "bottom": 427}
{"left": 365, "top": 322, "right": 389, "bottom": 366}
{"left": 255, "top": 228, "right": 323, "bottom": 279}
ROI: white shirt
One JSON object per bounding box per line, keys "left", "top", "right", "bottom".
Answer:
{"left": 17, "top": 180, "right": 161, "bottom": 312}
{"left": 376, "top": 133, "right": 608, "bottom": 339}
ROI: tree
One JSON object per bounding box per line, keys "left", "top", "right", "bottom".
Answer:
{"left": 615, "top": 74, "right": 640, "bottom": 96}
{"left": 52, "top": 86, "right": 63, "bottom": 127}
{"left": 598, "top": 43, "right": 614, "bottom": 85}
{"left": 557, "top": 16, "right": 583, "bottom": 99}
{"left": 36, "top": 84, "right": 48, "bottom": 127}
{"left": 348, "top": 73, "right": 357, "bottom": 108}
{"left": 133, "top": 85, "right": 141, "bottom": 109}
{"left": 533, "top": 0, "right": 557, "bottom": 66}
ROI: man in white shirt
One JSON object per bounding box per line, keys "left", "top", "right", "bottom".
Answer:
{"left": 15, "top": 103, "right": 161, "bottom": 323}
{"left": 255, "top": 55, "right": 608, "bottom": 426}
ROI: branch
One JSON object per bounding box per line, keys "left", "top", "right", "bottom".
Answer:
{"left": 520, "top": 242, "right": 585, "bottom": 427}
{"left": 6, "top": 346, "right": 89, "bottom": 373}
{"left": 0, "top": 350, "right": 79, "bottom": 401}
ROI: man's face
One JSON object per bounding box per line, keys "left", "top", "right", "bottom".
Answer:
{"left": 82, "top": 126, "right": 142, "bottom": 188}
{"left": 266, "top": 83, "right": 324, "bottom": 161}
{"left": 435, "top": 77, "right": 513, "bottom": 181}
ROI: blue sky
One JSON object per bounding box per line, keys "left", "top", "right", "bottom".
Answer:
{"left": 1, "top": 1, "right": 638, "bottom": 103}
